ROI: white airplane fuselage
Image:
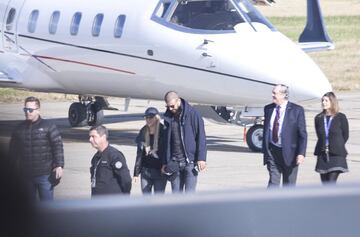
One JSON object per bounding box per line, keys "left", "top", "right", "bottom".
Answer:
{"left": 0, "top": 0, "right": 332, "bottom": 107}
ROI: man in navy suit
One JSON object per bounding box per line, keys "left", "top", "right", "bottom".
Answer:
{"left": 262, "top": 84, "right": 307, "bottom": 187}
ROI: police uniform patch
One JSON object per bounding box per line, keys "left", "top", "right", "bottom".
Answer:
{"left": 114, "top": 161, "right": 122, "bottom": 169}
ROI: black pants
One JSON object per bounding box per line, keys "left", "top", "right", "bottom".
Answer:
{"left": 320, "top": 171, "right": 340, "bottom": 184}
{"left": 267, "top": 143, "right": 298, "bottom": 187}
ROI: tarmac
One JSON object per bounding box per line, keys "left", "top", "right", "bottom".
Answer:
{"left": 0, "top": 91, "right": 359, "bottom": 199}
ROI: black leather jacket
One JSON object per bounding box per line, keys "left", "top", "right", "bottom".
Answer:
{"left": 9, "top": 117, "right": 64, "bottom": 177}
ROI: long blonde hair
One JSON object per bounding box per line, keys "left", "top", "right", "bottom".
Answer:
{"left": 144, "top": 114, "right": 160, "bottom": 158}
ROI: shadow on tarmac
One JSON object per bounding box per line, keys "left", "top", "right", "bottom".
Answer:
{"left": 207, "top": 135, "right": 252, "bottom": 153}
{"left": 0, "top": 114, "right": 252, "bottom": 153}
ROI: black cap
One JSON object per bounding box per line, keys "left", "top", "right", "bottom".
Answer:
{"left": 144, "top": 107, "right": 159, "bottom": 117}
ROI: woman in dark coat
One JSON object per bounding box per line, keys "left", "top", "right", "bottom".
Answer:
{"left": 314, "top": 92, "right": 349, "bottom": 184}
{"left": 133, "top": 107, "right": 167, "bottom": 193}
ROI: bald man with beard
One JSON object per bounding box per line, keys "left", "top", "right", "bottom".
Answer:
{"left": 161, "top": 91, "right": 207, "bottom": 193}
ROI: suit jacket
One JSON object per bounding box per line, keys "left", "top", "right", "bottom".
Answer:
{"left": 262, "top": 102, "right": 307, "bottom": 167}
{"left": 314, "top": 112, "right": 349, "bottom": 157}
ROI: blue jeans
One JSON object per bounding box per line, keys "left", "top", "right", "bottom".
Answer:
{"left": 141, "top": 167, "right": 167, "bottom": 194}
{"left": 171, "top": 162, "right": 198, "bottom": 193}
{"left": 30, "top": 174, "right": 54, "bottom": 201}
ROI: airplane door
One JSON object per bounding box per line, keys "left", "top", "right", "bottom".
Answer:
{"left": 2, "top": 0, "right": 25, "bottom": 53}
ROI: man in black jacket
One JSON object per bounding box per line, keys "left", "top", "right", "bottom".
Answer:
{"left": 162, "top": 91, "right": 207, "bottom": 193}
{"left": 9, "top": 96, "right": 64, "bottom": 201}
{"left": 89, "top": 125, "right": 132, "bottom": 196}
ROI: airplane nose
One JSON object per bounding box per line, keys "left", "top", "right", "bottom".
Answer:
{"left": 224, "top": 32, "right": 332, "bottom": 103}
{"left": 258, "top": 33, "right": 332, "bottom": 102}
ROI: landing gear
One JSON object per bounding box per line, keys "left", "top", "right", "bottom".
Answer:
{"left": 246, "top": 124, "right": 264, "bottom": 152}
{"left": 68, "top": 96, "right": 108, "bottom": 127}
{"left": 87, "top": 103, "right": 104, "bottom": 127}
{"left": 189, "top": 105, "right": 265, "bottom": 152}
{"left": 68, "top": 102, "right": 87, "bottom": 127}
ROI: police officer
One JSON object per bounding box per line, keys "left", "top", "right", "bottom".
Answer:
{"left": 89, "top": 125, "right": 131, "bottom": 196}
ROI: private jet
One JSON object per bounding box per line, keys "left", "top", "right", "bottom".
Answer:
{"left": 0, "top": 0, "right": 333, "bottom": 151}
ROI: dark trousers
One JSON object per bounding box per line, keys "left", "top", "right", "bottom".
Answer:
{"left": 171, "top": 161, "right": 198, "bottom": 193}
{"left": 267, "top": 144, "right": 298, "bottom": 187}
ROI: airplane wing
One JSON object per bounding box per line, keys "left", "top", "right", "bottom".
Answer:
{"left": 0, "top": 71, "right": 18, "bottom": 84}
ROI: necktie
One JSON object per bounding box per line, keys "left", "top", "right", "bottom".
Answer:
{"left": 272, "top": 106, "right": 280, "bottom": 143}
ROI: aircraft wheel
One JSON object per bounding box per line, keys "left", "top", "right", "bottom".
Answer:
{"left": 87, "top": 106, "right": 104, "bottom": 127}
{"left": 246, "top": 124, "right": 264, "bottom": 152}
{"left": 68, "top": 102, "right": 87, "bottom": 127}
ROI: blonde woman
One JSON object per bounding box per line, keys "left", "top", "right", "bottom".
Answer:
{"left": 133, "top": 107, "right": 167, "bottom": 193}
{"left": 314, "top": 92, "right": 349, "bottom": 184}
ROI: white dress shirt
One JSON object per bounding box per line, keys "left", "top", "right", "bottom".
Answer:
{"left": 269, "top": 101, "right": 288, "bottom": 146}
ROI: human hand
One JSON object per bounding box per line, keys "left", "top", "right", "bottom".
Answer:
{"left": 197, "top": 160, "right": 206, "bottom": 171}
{"left": 161, "top": 165, "right": 166, "bottom": 174}
{"left": 296, "top": 155, "right": 305, "bottom": 165}
{"left": 53, "top": 167, "right": 63, "bottom": 179}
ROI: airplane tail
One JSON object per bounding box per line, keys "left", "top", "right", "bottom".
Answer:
{"left": 298, "top": 0, "right": 334, "bottom": 52}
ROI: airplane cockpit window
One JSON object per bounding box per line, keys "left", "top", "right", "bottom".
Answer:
{"left": 70, "top": 12, "right": 82, "bottom": 36}
{"left": 170, "top": 0, "right": 244, "bottom": 30}
{"left": 154, "top": 0, "right": 275, "bottom": 32}
{"left": 92, "top": 13, "right": 104, "bottom": 37}
{"left": 27, "top": 10, "right": 39, "bottom": 33}
{"left": 114, "top": 15, "right": 126, "bottom": 38}
{"left": 234, "top": 0, "right": 274, "bottom": 30}
{"left": 6, "top": 8, "right": 16, "bottom": 31}
{"left": 49, "top": 11, "right": 60, "bottom": 35}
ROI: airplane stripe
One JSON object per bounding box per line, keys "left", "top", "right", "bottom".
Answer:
{"left": 3, "top": 31, "right": 56, "bottom": 71}
{"left": 3, "top": 31, "right": 134, "bottom": 74}
{"left": 34, "top": 55, "right": 136, "bottom": 75}
{"left": 17, "top": 34, "right": 274, "bottom": 86}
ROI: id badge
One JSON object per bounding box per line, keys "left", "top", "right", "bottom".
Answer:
{"left": 325, "top": 146, "right": 330, "bottom": 162}
{"left": 91, "top": 178, "right": 96, "bottom": 188}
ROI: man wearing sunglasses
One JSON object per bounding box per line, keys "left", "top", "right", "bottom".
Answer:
{"left": 162, "top": 91, "right": 207, "bottom": 193}
{"left": 9, "top": 96, "right": 64, "bottom": 201}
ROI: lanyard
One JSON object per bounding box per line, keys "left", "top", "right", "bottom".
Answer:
{"left": 324, "top": 115, "right": 333, "bottom": 146}
{"left": 91, "top": 154, "right": 103, "bottom": 188}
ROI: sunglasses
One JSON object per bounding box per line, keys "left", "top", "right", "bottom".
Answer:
{"left": 23, "top": 107, "right": 38, "bottom": 113}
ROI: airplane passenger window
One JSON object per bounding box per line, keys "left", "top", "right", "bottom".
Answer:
{"left": 28, "top": 10, "right": 39, "bottom": 33}
{"left": 6, "top": 8, "right": 16, "bottom": 31}
{"left": 114, "top": 15, "right": 126, "bottom": 38}
{"left": 49, "top": 11, "right": 60, "bottom": 34}
{"left": 92, "top": 14, "right": 104, "bottom": 37}
{"left": 70, "top": 12, "right": 82, "bottom": 36}
{"left": 170, "top": 0, "right": 244, "bottom": 31}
